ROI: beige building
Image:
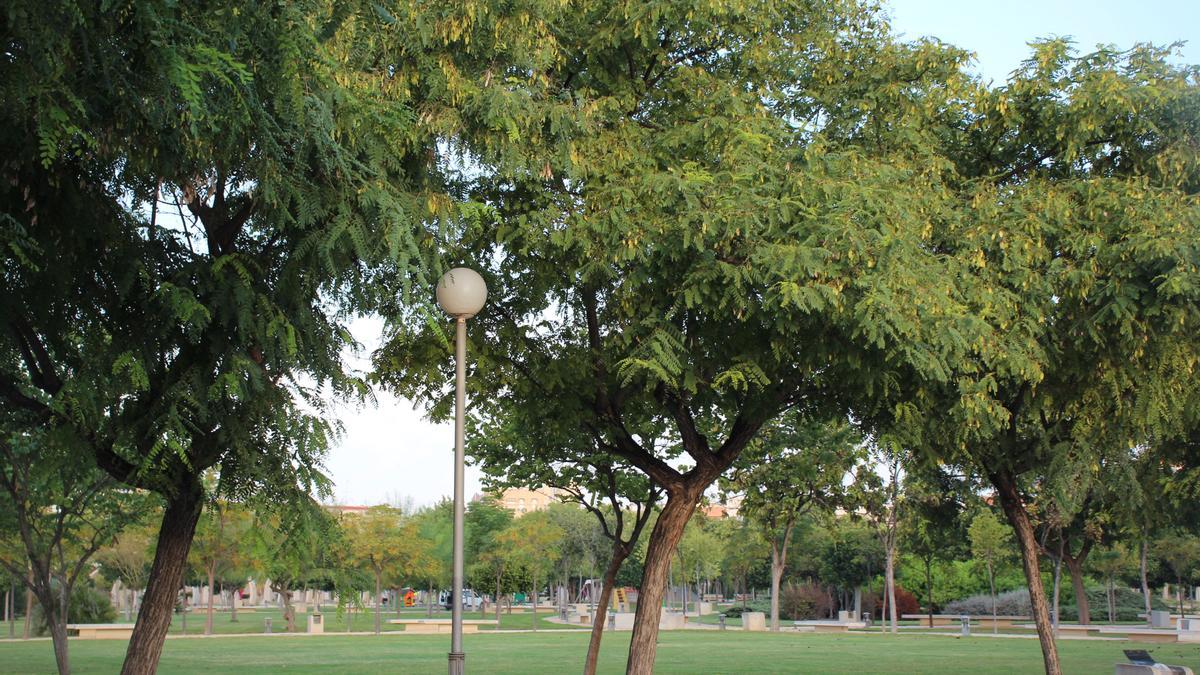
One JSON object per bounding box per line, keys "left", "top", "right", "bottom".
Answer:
{"left": 497, "top": 486, "right": 566, "bottom": 515}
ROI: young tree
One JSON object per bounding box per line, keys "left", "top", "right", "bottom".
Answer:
{"left": 0, "top": 432, "right": 145, "bottom": 674}
{"left": 188, "top": 500, "right": 252, "bottom": 635}
{"left": 494, "top": 512, "right": 565, "bottom": 631}
{"left": 1155, "top": 533, "right": 1200, "bottom": 619}
{"left": 1090, "top": 545, "right": 1134, "bottom": 624}
{"left": 969, "top": 511, "right": 1013, "bottom": 634}
{"left": 344, "top": 506, "right": 436, "bottom": 635}
{"left": 723, "top": 414, "right": 860, "bottom": 631}
{"left": 851, "top": 441, "right": 907, "bottom": 634}
{"left": 97, "top": 524, "right": 156, "bottom": 623}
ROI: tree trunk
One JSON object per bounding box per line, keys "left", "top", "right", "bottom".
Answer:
{"left": 23, "top": 568, "right": 32, "bottom": 640}
{"left": 769, "top": 554, "right": 784, "bottom": 631}
{"left": 992, "top": 471, "right": 1061, "bottom": 675}
{"left": 886, "top": 544, "right": 898, "bottom": 634}
{"left": 988, "top": 563, "right": 997, "bottom": 635}
{"left": 373, "top": 572, "right": 381, "bottom": 635}
{"left": 585, "top": 544, "right": 628, "bottom": 675}
{"left": 1052, "top": 554, "right": 1061, "bottom": 630}
{"left": 120, "top": 484, "right": 204, "bottom": 675}
{"left": 281, "top": 587, "right": 295, "bottom": 632}
{"left": 48, "top": 609, "right": 69, "bottom": 675}
{"left": 531, "top": 570, "right": 538, "bottom": 632}
{"left": 495, "top": 572, "right": 503, "bottom": 623}
{"left": 427, "top": 583, "right": 434, "bottom": 618}
{"left": 205, "top": 567, "right": 215, "bottom": 635}
{"left": 1064, "top": 558, "right": 1089, "bottom": 625}
{"left": 1106, "top": 577, "right": 1115, "bottom": 624}
{"left": 924, "top": 555, "right": 934, "bottom": 628}
{"left": 231, "top": 587, "right": 239, "bottom": 623}
{"left": 626, "top": 491, "right": 700, "bottom": 675}
{"left": 1139, "top": 538, "right": 1151, "bottom": 625}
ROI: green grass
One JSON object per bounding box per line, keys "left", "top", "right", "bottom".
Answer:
{"left": 2, "top": 629, "right": 1197, "bottom": 674}
{"left": 159, "top": 606, "right": 573, "bottom": 634}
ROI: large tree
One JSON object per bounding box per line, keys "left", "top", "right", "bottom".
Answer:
{"left": 375, "top": 3, "right": 997, "bottom": 671}
{"left": 907, "top": 39, "right": 1200, "bottom": 673}
{"left": 0, "top": 1, "right": 539, "bottom": 670}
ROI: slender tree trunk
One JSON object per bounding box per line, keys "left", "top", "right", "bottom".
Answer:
{"left": 205, "top": 567, "right": 215, "bottom": 635}
{"left": 886, "top": 544, "right": 898, "bottom": 634}
{"left": 181, "top": 588, "right": 188, "bottom": 634}
{"left": 531, "top": 570, "right": 538, "bottom": 632}
{"left": 1052, "top": 554, "right": 1062, "bottom": 630}
{"left": 427, "top": 583, "right": 434, "bottom": 618}
{"left": 495, "top": 572, "right": 502, "bottom": 623}
{"left": 924, "top": 556, "right": 934, "bottom": 628}
{"left": 121, "top": 484, "right": 204, "bottom": 675}
{"left": 231, "top": 587, "right": 238, "bottom": 623}
{"left": 23, "top": 567, "right": 32, "bottom": 640}
{"left": 1139, "top": 538, "right": 1151, "bottom": 625}
{"left": 626, "top": 491, "right": 700, "bottom": 675}
{"left": 993, "top": 472, "right": 1061, "bottom": 675}
{"left": 988, "top": 563, "right": 997, "bottom": 635}
{"left": 584, "top": 545, "right": 628, "bottom": 675}
{"left": 1064, "top": 558, "right": 1088, "bottom": 625}
{"left": 373, "top": 572, "right": 381, "bottom": 635}
{"left": 1106, "top": 577, "right": 1115, "bottom": 623}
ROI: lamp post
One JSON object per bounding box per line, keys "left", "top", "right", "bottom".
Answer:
{"left": 435, "top": 267, "right": 487, "bottom": 675}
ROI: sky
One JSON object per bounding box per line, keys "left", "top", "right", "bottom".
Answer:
{"left": 321, "top": 0, "right": 1200, "bottom": 509}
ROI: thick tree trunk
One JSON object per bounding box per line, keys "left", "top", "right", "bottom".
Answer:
{"left": 1139, "top": 538, "right": 1151, "bottom": 625}
{"left": 1064, "top": 558, "right": 1089, "bottom": 625}
{"left": 769, "top": 551, "right": 784, "bottom": 632}
{"left": 626, "top": 491, "right": 699, "bottom": 675}
{"left": 584, "top": 548, "right": 626, "bottom": 675}
{"left": 993, "top": 472, "right": 1061, "bottom": 675}
{"left": 120, "top": 484, "right": 203, "bottom": 675}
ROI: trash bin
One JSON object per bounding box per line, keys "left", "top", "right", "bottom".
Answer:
{"left": 719, "top": 615, "right": 726, "bottom": 631}
{"left": 960, "top": 615, "right": 970, "bottom": 637}
{"left": 308, "top": 613, "right": 324, "bottom": 634}
{"left": 607, "top": 613, "right": 616, "bottom": 631}
{"left": 264, "top": 617, "right": 273, "bottom": 634}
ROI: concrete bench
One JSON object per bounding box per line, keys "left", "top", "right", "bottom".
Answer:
{"left": 902, "top": 614, "right": 1029, "bottom": 629}
{"left": 1056, "top": 625, "right": 1101, "bottom": 638}
{"left": 387, "top": 619, "right": 497, "bottom": 634}
{"left": 793, "top": 620, "right": 867, "bottom": 633}
{"left": 1099, "top": 627, "right": 1179, "bottom": 643}
{"left": 68, "top": 623, "right": 136, "bottom": 640}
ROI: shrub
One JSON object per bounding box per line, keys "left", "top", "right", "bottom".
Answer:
{"left": 944, "top": 588, "right": 1032, "bottom": 616}
{"left": 32, "top": 583, "right": 117, "bottom": 636}
{"left": 780, "top": 582, "right": 833, "bottom": 620}
{"left": 1060, "top": 587, "right": 1171, "bottom": 622}
{"left": 894, "top": 586, "right": 920, "bottom": 616}
{"left": 722, "top": 599, "right": 771, "bottom": 618}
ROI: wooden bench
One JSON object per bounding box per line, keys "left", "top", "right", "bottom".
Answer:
{"left": 68, "top": 623, "right": 136, "bottom": 640}
{"left": 387, "top": 619, "right": 497, "bottom": 634}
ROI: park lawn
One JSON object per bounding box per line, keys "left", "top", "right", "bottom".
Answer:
{"left": 165, "top": 607, "right": 573, "bottom": 635}
{"left": 2, "top": 630, "right": 1198, "bottom": 674}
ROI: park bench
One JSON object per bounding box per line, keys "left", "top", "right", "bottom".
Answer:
{"left": 67, "top": 623, "right": 136, "bottom": 640}
{"left": 387, "top": 619, "right": 497, "bottom": 634}
{"left": 792, "top": 620, "right": 867, "bottom": 633}
{"left": 1098, "top": 626, "right": 1179, "bottom": 643}
{"left": 902, "top": 614, "right": 1029, "bottom": 629}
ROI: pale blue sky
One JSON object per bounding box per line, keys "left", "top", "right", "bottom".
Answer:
{"left": 325, "top": 2, "right": 1200, "bottom": 507}
{"left": 886, "top": 0, "right": 1199, "bottom": 84}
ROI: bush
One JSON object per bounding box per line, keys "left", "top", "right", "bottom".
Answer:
{"left": 722, "top": 599, "right": 770, "bottom": 618}
{"left": 944, "top": 588, "right": 1032, "bottom": 616}
{"left": 31, "top": 583, "right": 117, "bottom": 636}
{"left": 894, "top": 586, "right": 920, "bottom": 616}
{"left": 780, "top": 582, "right": 833, "bottom": 620}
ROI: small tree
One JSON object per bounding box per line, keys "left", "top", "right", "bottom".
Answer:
{"left": 1155, "top": 533, "right": 1200, "bottom": 619}
{"left": 97, "top": 524, "right": 156, "bottom": 622}
{"left": 1090, "top": 545, "right": 1134, "bottom": 623}
{"left": 344, "top": 506, "right": 436, "bottom": 635}
{"left": 969, "top": 511, "right": 1013, "bottom": 633}
{"left": 494, "top": 512, "right": 564, "bottom": 631}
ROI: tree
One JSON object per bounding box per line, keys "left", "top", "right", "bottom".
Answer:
{"left": 344, "top": 506, "right": 436, "bottom": 635}
{"left": 901, "top": 465, "right": 972, "bottom": 626}
{"left": 494, "top": 512, "right": 564, "bottom": 631}
{"left": 97, "top": 523, "right": 156, "bottom": 623}
{"left": 1155, "top": 533, "right": 1200, "bottom": 619}
{"left": 723, "top": 414, "right": 860, "bottom": 631}
{"left": 0, "top": 0, "right": 538, "bottom": 669}
{"left": 188, "top": 499, "right": 252, "bottom": 635}
{"left": 1090, "top": 545, "right": 1135, "bottom": 624}
{"left": 851, "top": 440, "right": 907, "bottom": 634}
{"left": 969, "top": 511, "right": 1013, "bottom": 634}
{"left": 375, "top": 4, "right": 994, "bottom": 670}
{"left": 0, "top": 431, "right": 145, "bottom": 674}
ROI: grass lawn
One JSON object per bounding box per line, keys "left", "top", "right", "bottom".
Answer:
{"left": 2, "top": 630, "right": 1197, "bottom": 674}
{"left": 158, "top": 606, "right": 572, "bottom": 634}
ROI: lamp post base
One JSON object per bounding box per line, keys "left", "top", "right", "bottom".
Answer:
{"left": 448, "top": 651, "right": 465, "bottom": 675}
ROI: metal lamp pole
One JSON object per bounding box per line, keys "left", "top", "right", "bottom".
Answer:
{"left": 436, "top": 268, "right": 487, "bottom": 675}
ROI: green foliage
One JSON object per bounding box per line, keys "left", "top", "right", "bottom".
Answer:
{"left": 30, "top": 584, "right": 116, "bottom": 637}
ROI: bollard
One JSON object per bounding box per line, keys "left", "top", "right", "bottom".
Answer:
{"left": 560, "top": 606, "right": 568, "bottom": 621}
{"left": 607, "top": 613, "right": 616, "bottom": 631}
{"left": 719, "top": 615, "right": 726, "bottom": 631}
{"left": 264, "top": 617, "right": 272, "bottom": 634}
{"left": 960, "top": 615, "right": 970, "bottom": 637}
